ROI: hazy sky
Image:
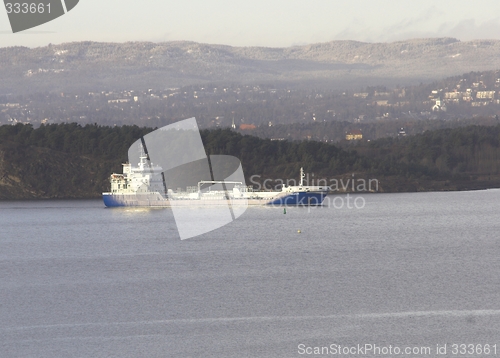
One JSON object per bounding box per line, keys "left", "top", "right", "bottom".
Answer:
{"left": 2, "top": 0, "right": 500, "bottom": 48}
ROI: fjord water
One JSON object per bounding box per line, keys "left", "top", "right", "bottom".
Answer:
{"left": 1, "top": 190, "right": 500, "bottom": 357}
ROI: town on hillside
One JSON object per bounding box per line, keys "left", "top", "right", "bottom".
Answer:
{"left": 1, "top": 70, "right": 500, "bottom": 142}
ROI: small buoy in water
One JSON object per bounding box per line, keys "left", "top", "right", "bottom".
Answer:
{"left": 283, "top": 208, "right": 286, "bottom": 214}
{"left": 297, "top": 229, "right": 301, "bottom": 233}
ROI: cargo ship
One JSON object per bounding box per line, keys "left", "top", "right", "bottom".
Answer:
{"left": 102, "top": 151, "right": 329, "bottom": 207}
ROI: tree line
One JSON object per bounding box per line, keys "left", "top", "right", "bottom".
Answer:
{"left": 1, "top": 122, "right": 499, "bottom": 199}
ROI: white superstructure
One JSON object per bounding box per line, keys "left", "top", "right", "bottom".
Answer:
{"left": 109, "top": 150, "right": 165, "bottom": 196}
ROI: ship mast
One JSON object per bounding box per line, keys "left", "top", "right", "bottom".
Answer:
{"left": 138, "top": 137, "right": 168, "bottom": 197}
{"left": 138, "top": 142, "right": 149, "bottom": 170}
{"left": 299, "top": 167, "right": 305, "bottom": 187}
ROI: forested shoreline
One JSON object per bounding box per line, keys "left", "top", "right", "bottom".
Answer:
{"left": 1, "top": 123, "right": 499, "bottom": 200}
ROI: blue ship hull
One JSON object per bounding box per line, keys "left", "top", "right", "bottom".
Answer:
{"left": 103, "top": 191, "right": 327, "bottom": 207}
{"left": 102, "top": 194, "right": 128, "bottom": 207}
{"left": 267, "top": 192, "right": 327, "bottom": 206}
{"left": 102, "top": 193, "right": 167, "bottom": 207}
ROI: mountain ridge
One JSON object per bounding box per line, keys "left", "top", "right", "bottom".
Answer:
{"left": 2, "top": 37, "right": 500, "bottom": 93}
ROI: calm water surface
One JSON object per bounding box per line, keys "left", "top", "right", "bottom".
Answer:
{"left": 1, "top": 191, "right": 500, "bottom": 357}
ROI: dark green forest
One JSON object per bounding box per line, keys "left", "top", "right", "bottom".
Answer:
{"left": 1, "top": 122, "right": 500, "bottom": 199}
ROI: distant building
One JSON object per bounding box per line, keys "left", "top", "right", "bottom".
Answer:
{"left": 432, "top": 98, "right": 447, "bottom": 112}
{"left": 375, "top": 100, "right": 389, "bottom": 106}
{"left": 462, "top": 92, "right": 473, "bottom": 102}
{"left": 476, "top": 91, "right": 495, "bottom": 100}
{"left": 239, "top": 124, "right": 256, "bottom": 130}
{"left": 108, "top": 99, "right": 129, "bottom": 104}
{"left": 444, "top": 91, "right": 461, "bottom": 99}
{"left": 398, "top": 127, "right": 407, "bottom": 137}
{"left": 346, "top": 129, "right": 363, "bottom": 141}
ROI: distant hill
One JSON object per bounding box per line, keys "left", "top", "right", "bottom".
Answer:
{"left": 2, "top": 38, "right": 500, "bottom": 93}
{"left": 1, "top": 123, "right": 500, "bottom": 200}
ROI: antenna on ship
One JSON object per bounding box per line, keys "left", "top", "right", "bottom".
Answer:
{"left": 299, "top": 167, "right": 305, "bottom": 187}
{"left": 139, "top": 138, "right": 152, "bottom": 173}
